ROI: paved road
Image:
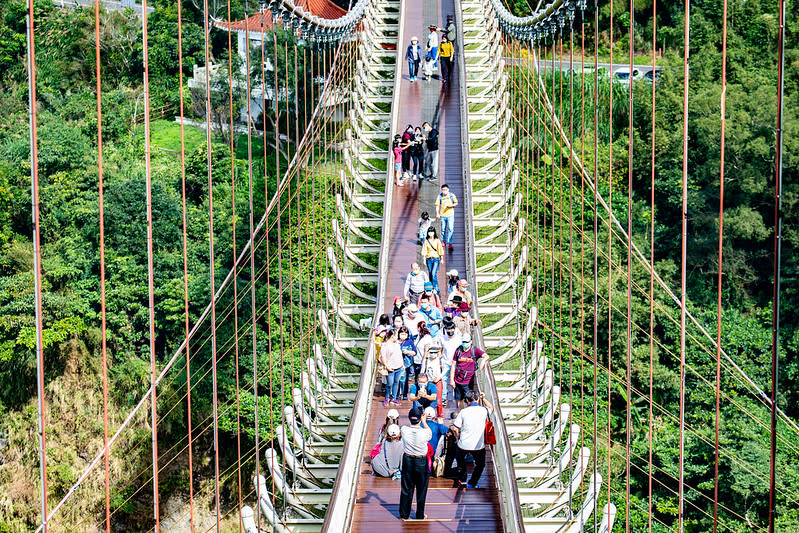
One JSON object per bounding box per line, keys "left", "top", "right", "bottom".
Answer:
{"left": 505, "top": 57, "right": 664, "bottom": 73}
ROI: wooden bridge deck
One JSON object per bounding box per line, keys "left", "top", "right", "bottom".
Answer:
{"left": 349, "top": 0, "right": 504, "bottom": 529}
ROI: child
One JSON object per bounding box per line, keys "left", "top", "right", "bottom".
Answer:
{"left": 418, "top": 211, "right": 432, "bottom": 246}
{"left": 392, "top": 134, "right": 405, "bottom": 186}
{"left": 422, "top": 55, "right": 434, "bottom": 80}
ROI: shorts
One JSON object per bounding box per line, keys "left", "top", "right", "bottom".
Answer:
{"left": 454, "top": 383, "right": 471, "bottom": 401}
{"left": 395, "top": 162, "right": 402, "bottom": 171}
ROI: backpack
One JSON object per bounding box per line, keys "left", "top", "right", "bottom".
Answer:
{"left": 452, "top": 346, "right": 478, "bottom": 384}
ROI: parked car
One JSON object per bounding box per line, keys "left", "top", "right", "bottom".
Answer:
{"left": 644, "top": 70, "right": 662, "bottom": 83}
{"left": 612, "top": 67, "right": 643, "bottom": 84}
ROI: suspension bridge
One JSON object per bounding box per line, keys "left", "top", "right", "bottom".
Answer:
{"left": 21, "top": 0, "right": 793, "bottom": 530}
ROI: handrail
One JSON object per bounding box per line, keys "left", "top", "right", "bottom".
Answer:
{"left": 455, "top": 3, "right": 525, "bottom": 532}
{"left": 266, "top": 0, "right": 371, "bottom": 42}
{"left": 320, "top": 1, "right": 405, "bottom": 529}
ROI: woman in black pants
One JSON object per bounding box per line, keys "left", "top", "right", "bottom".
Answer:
{"left": 411, "top": 126, "right": 425, "bottom": 182}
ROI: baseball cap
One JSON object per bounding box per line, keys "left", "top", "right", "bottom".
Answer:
{"left": 446, "top": 269, "right": 458, "bottom": 277}
{"left": 407, "top": 303, "right": 418, "bottom": 312}
{"left": 411, "top": 36, "right": 418, "bottom": 42}
{"left": 408, "top": 407, "right": 423, "bottom": 424}
{"left": 387, "top": 408, "right": 399, "bottom": 419}
{"left": 424, "top": 406, "right": 436, "bottom": 419}
{"left": 442, "top": 317, "right": 455, "bottom": 329}
{"left": 387, "top": 424, "right": 400, "bottom": 437}
{"left": 424, "top": 282, "right": 434, "bottom": 291}
{"left": 462, "top": 333, "right": 472, "bottom": 343}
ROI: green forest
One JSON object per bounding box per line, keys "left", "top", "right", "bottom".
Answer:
{"left": 503, "top": 0, "right": 799, "bottom": 530}
{"left": 0, "top": 0, "right": 796, "bottom": 531}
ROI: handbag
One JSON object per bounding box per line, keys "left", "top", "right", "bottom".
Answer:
{"left": 484, "top": 408, "right": 496, "bottom": 446}
{"left": 377, "top": 361, "right": 388, "bottom": 377}
{"left": 370, "top": 441, "right": 382, "bottom": 458}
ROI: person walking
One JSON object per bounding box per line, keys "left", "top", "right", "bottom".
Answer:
{"left": 436, "top": 184, "right": 458, "bottom": 251}
{"left": 422, "top": 122, "right": 439, "bottom": 180}
{"left": 451, "top": 391, "right": 494, "bottom": 488}
{"left": 426, "top": 25, "right": 439, "bottom": 68}
{"left": 403, "top": 263, "right": 429, "bottom": 306}
{"left": 405, "top": 37, "right": 422, "bottom": 82}
{"left": 379, "top": 329, "right": 404, "bottom": 407}
{"left": 448, "top": 333, "right": 488, "bottom": 409}
{"left": 399, "top": 407, "right": 432, "bottom": 520}
{"left": 422, "top": 282, "right": 443, "bottom": 311}
{"left": 438, "top": 35, "right": 455, "bottom": 83}
{"left": 436, "top": 317, "right": 462, "bottom": 406}
{"left": 421, "top": 227, "right": 445, "bottom": 293}
{"left": 417, "top": 211, "right": 432, "bottom": 246}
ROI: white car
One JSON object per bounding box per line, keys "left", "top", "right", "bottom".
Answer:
{"left": 612, "top": 67, "right": 643, "bottom": 84}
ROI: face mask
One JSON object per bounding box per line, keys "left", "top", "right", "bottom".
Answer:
{"left": 400, "top": 334, "right": 407, "bottom": 340}
{"left": 461, "top": 342, "right": 471, "bottom": 350}
{"left": 421, "top": 303, "right": 430, "bottom": 310}
{"left": 412, "top": 270, "right": 419, "bottom": 275}
{"left": 427, "top": 233, "right": 435, "bottom": 238}
{"left": 445, "top": 329, "right": 455, "bottom": 336}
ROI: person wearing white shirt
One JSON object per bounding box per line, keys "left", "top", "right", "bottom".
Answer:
{"left": 436, "top": 318, "right": 462, "bottom": 406}
{"left": 426, "top": 25, "right": 439, "bottom": 68}
{"left": 451, "top": 390, "right": 494, "bottom": 488}
{"left": 399, "top": 408, "right": 433, "bottom": 520}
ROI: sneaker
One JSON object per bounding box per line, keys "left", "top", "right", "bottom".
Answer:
{"left": 458, "top": 481, "right": 467, "bottom": 488}
{"left": 390, "top": 400, "right": 401, "bottom": 405}
{"left": 467, "top": 484, "right": 480, "bottom": 489}
{"left": 383, "top": 399, "right": 389, "bottom": 407}
{"left": 417, "top": 239, "right": 423, "bottom": 246}
{"left": 448, "top": 243, "right": 454, "bottom": 251}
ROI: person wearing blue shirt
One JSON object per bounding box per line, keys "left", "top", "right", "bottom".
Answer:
{"left": 423, "top": 406, "right": 448, "bottom": 453}
{"left": 398, "top": 326, "right": 416, "bottom": 400}
{"left": 418, "top": 295, "right": 442, "bottom": 336}
{"left": 409, "top": 373, "right": 438, "bottom": 410}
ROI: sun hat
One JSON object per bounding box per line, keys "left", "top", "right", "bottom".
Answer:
{"left": 387, "top": 424, "right": 401, "bottom": 437}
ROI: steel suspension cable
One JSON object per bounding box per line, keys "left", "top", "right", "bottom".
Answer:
{"left": 26, "top": 4, "right": 49, "bottom": 531}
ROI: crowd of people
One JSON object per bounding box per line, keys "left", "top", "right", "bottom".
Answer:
{"left": 371, "top": 257, "right": 493, "bottom": 520}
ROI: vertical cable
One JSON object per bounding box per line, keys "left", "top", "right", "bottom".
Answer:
{"left": 769, "top": 0, "right": 786, "bottom": 526}
{"left": 625, "top": 0, "right": 635, "bottom": 528}
{"left": 93, "top": 1, "right": 111, "bottom": 530}
{"left": 225, "top": 1, "right": 244, "bottom": 529}
{"left": 592, "top": 2, "right": 599, "bottom": 528}
{"left": 648, "top": 0, "right": 657, "bottom": 530}
{"left": 714, "top": 0, "right": 728, "bottom": 529}
{"left": 678, "top": 0, "right": 691, "bottom": 529}
{"left": 242, "top": 3, "right": 261, "bottom": 530}
{"left": 175, "top": 0, "right": 195, "bottom": 527}
{"left": 140, "top": 1, "right": 161, "bottom": 529}
{"left": 26, "top": 7, "right": 49, "bottom": 532}
{"left": 607, "top": 0, "right": 615, "bottom": 521}
{"left": 201, "top": 0, "right": 222, "bottom": 528}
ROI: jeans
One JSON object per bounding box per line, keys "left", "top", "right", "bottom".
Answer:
{"left": 407, "top": 59, "right": 419, "bottom": 79}
{"left": 429, "top": 45, "right": 438, "bottom": 67}
{"left": 403, "top": 364, "right": 419, "bottom": 398}
{"left": 456, "top": 446, "right": 486, "bottom": 486}
{"left": 386, "top": 368, "right": 403, "bottom": 400}
{"left": 424, "top": 149, "right": 439, "bottom": 178}
{"left": 426, "top": 257, "right": 441, "bottom": 292}
{"left": 399, "top": 454, "right": 429, "bottom": 519}
{"left": 440, "top": 215, "right": 454, "bottom": 244}
{"left": 412, "top": 153, "right": 424, "bottom": 176}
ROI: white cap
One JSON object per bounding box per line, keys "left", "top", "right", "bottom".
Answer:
{"left": 424, "top": 406, "right": 436, "bottom": 419}
{"left": 407, "top": 304, "right": 418, "bottom": 312}
{"left": 446, "top": 269, "right": 458, "bottom": 277}
{"left": 387, "top": 408, "right": 399, "bottom": 419}
{"left": 462, "top": 333, "right": 472, "bottom": 342}
{"left": 411, "top": 36, "right": 418, "bottom": 42}
{"left": 387, "top": 424, "right": 401, "bottom": 437}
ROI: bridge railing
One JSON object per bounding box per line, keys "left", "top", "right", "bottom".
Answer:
{"left": 455, "top": 2, "right": 525, "bottom": 531}
{"left": 320, "top": 1, "right": 406, "bottom": 529}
